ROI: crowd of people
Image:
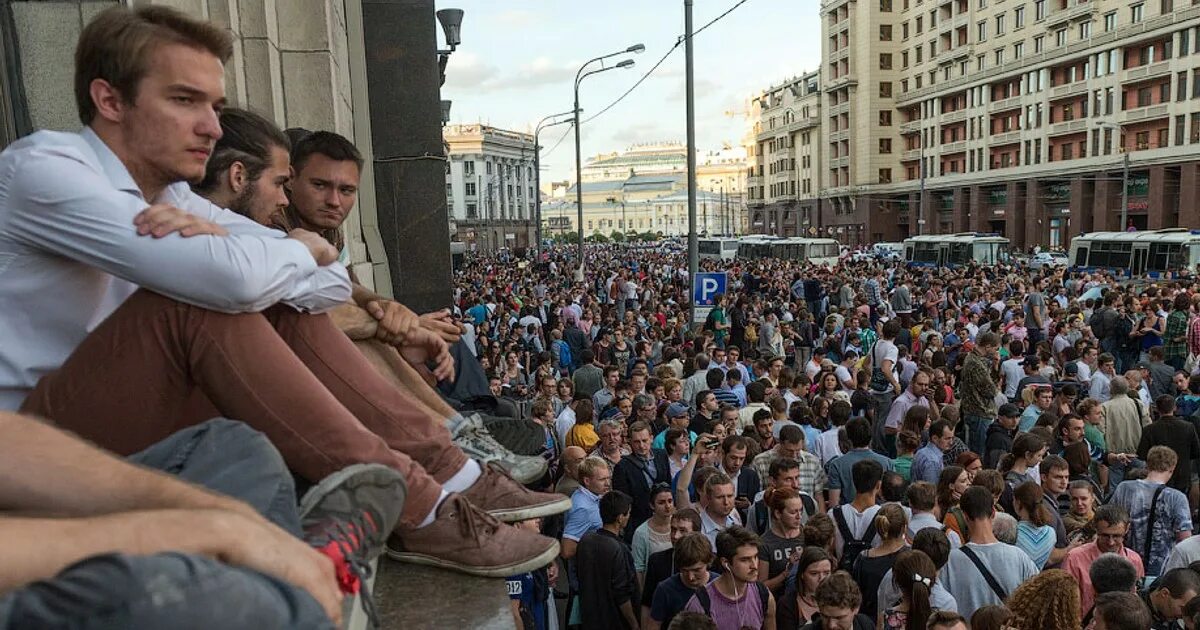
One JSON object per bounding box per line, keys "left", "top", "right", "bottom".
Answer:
{"left": 455, "top": 224, "right": 1200, "bottom": 629}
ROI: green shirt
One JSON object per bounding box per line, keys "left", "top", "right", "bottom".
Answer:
{"left": 711, "top": 307, "right": 728, "bottom": 342}
{"left": 1084, "top": 423, "right": 1107, "bottom": 452}
{"left": 894, "top": 454, "right": 914, "bottom": 482}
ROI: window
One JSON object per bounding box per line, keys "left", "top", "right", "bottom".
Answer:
{"left": 445, "top": 183, "right": 452, "bottom": 197}
{"left": 880, "top": 53, "right": 893, "bottom": 69}
{"left": 1014, "top": 41, "right": 1025, "bottom": 59}
{"left": 977, "top": 21, "right": 987, "bottom": 41}
{"left": 1056, "top": 29, "right": 1067, "bottom": 47}
{"left": 996, "top": 14, "right": 1006, "bottom": 35}
{"left": 1177, "top": 115, "right": 1186, "bottom": 145}
{"left": 465, "top": 203, "right": 477, "bottom": 218}
{"left": 1079, "top": 21, "right": 1091, "bottom": 39}
{"left": 1015, "top": 6, "right": 1025, "bottom": 28}
{"left": 1131, "top": 4, "right": 1144, "bottom": 23}
{"left": 464, "top": 182, "right": 476, "bottom": 196}
{"left": 1035, "top": 0, "right": 1045, "bottom": 21}
{"left": 879, "top": 110, "right": 893, "bottom": 125}
{"left": 879, "top": 168, "right": 893, "bottom": 183}
{"left": 1161, "top": 0, "right": 1173, "bottom": 14}
{"left": 486, "top": 161, "right": 492, "bottom": 174}
{"left": 1194, "top": 68, "right": 1200, "bottom": 98}
{"left": 1159, "top": 127, "right": 1169, "bottom": 148}
{"left": 1136, "top": 130, "right": 1150, "bottom": 149}
{"left": 903, "top": 51, "right": 910, "bottom": 68}
{"left": 881, "top": 25, "right": 893, "bottom": 40}
{"left": 1161, "top": 81, "right": 1171, "bottom": 103}
{"left": 1104, "top": 12, "right": 1117, "bottom": 32}
{"left": 917, "top": 16, "right": 923, "bottom": 33}
{"left": 995, "top": 49, "right": 1005, "bottom": 65}
{"left": 1138, "top": 86, "right": 1153, "bottom": 107}
{"left": 1061, "top": 143, "right": 1073, "bottom": 160}
{"left": 916, "top": 46, "right": 923, "bottom": 63}
{"left": 880, "top": 81, "right": 893, "bottom": 97}
{"left": 880, "top": 138, "right": 893, "bottom": 153}
{"left": 881, "top": 0, "right": 893, "bottom": 11}
{"left": 903, "top": 22, "right": 910, "bottom": 39}
{"left": 463, "top": 160, "right": 475, "bottom": 175}
{"left": 1034, "top": 35, "right": 1045, "bottom": 52}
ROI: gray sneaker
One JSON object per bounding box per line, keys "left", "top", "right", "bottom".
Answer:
{"left": 451, "top": 413, "right": 548, "bottom": 485}
{"left": 300, "top": 463, "right": 407, "bottom": 629}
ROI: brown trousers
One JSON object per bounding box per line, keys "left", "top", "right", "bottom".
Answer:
{"left": 21, "top": 290, "right": 462, "bottom": 527}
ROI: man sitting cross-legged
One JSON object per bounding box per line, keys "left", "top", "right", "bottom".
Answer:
{"left": 0, "top": 411, "right": 405, "bottom": 628}
{"left": 0, "top": 5, "right": 565, "bottom": 577}
{"left": 193, "top": 107, "right": 547, "bottom": 486}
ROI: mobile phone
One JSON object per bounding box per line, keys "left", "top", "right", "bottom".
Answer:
{"left": 702, "top": 437, "right": 720, "bottom": 450}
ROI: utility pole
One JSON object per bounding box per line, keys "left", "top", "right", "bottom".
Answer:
{"left": 685, "top": 0, "right": 698, "bottom": 327}
{"left": 918, "top": 135, "right": 926, "bottom": 236}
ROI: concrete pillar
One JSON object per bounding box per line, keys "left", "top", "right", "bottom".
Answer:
{"left": 969, "top": 185, "right": 987, "bottom": 233}
{"left": 1024, "top": 179, "right": 1042, "bottom": 250}
{"left": 1147, "top": 166, "right": 1167, "bottom": 230}
{"left": 1180, "top": 163, "right": 1200, "bottom": 229}
{"left": 953, "top": 187, "right": 969, "bottom": 233}
{"left": 1006, "top": 181, "right": 1025, "bottom": 250}
{"left": 1071, "top": 178, "right": 1093, "bottom": 235}
{"left": 1093, "top": 176, "right": 1115, "bottom": 233}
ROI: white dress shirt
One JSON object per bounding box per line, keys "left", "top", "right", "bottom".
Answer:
{"left": 0, "top": 129, "right": 351, "bottom": 410}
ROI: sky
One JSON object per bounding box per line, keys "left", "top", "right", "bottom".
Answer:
{"left": 439, "top": 0, "right": 823, "bottom": 184}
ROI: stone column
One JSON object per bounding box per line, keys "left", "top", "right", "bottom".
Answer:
{"left": 1006, "top": 180, "right": 1025, "bottom": 250}
{"left": 1146, "top": 165, "right": 1173, "bottom": 230}
{"left": 1180, "top": 162, "right": 1200, "bottom": 229}
{"left": 1024, "top": 179, "right": 1042, "bottom": 250}
{"left": 1070, "top": 177, "right": 1093, "bottom": 235}
{"left": 953, "top": 187, "right": 969, "bottom": 233}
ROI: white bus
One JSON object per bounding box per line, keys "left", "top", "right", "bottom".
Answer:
{"left": 736, "top": 236, "right": 839, "bottom": 266}
{"left": 698, "top": 237, "right": 740, "bottom": 261}
{"left": 1068, "top": 229, "right": 1200, "bottom": 277}
{"left": 904, "top": 233, "right": 1011, "bottom": 268}
{"left": 736, "top": 235, "right": 785, "bottom": 259}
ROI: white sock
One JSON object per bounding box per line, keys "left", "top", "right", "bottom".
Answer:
{"left": 441, "top": 458, "right": 482, "bottom": 494}
{"left": 417, "top": 489, "right": 449, "bottom": 528}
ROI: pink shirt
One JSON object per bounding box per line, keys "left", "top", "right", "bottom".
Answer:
{"left": 1061, "top": 542, "right": 1144, "bottom": 615}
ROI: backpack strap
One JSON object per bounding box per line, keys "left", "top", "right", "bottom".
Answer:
{"left": 832, "top": 506, "right": 855, "bottom": 543}
{"left": 756, "top": 582, "right": 770, "bottom": 618}
{"left": 753, "top": 502, "right": 769, "bottom": 534}
{"left": 1145, "top": 484, "right": 1167, "bottom": 562}
{"left": 960, "top": 545, "right": 1008, "bottom": 601}
{"left": 693, "top": 586, "right": 712, "bottom": 616}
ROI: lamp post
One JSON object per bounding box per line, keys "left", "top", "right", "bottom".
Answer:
{"left": 574, "top": 44, "right": 643, "bottom": 279}
{"left": 534, "top": 110, "right": 576, "bottom": 259}
{"left": 1098, "top": 122, "right": 1129, "bottom": 231}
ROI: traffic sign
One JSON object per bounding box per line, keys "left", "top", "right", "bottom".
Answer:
{"left": 692, "top": 272, "right": 727, "bottom": 306}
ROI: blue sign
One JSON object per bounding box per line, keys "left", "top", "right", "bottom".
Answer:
{"left": 692, "top": 272, "right": 728, "bottom": 306}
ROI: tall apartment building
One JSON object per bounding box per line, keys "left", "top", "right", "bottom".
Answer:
{"left": 444, "top": 123, "right": 537, "bottom": 253}
{"left": 746, "top": 71, "right": 824, "bottom": 236}
{"left": 808, "top": 0, "right": 1200, "bottom": 248}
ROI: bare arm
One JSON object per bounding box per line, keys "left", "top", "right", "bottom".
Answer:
{"left": 759, "top": 559, "right": 789, "bottom": 593}
{"left": 763, "top": 592, "right": 777, "bottom": 630}
{"left": 561, "top": 538, "right": 578, "bottom": 559}
{"left": 619, "top": 600, "right": 640, "bottom": 629}
{"left": 0, "top": 413, "right": 256, "bottom": 520}
{"left": 828, "top": 488, "right": 842, "bottom": 507}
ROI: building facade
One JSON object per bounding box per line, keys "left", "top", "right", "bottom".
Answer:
{"left": 746, "top": 71, "right": 825, "bottom": 236}
{"left": 444, "top": 123, "right": 537, "bottom": 253}
{"left": 751, "top": 0, "right": 1200, "bottom": 248}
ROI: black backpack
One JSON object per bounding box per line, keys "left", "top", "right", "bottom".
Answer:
{"left": 693, "top": 582, "right": 769, "bottom": 620}
{"left": 832, "top": 506, "right": 878, "bottom": 572}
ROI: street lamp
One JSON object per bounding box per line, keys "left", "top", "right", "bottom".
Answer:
{"left": 533, "top": 110, "right": 577, "bottom": 259}
{"left": 574, "top": 44, "right": 643, "bottom": 277}
{"left": 1098, "top": 122, "right": 1130, "bottom": 231}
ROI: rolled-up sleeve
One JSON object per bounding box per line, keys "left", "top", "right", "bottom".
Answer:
{"left": 7, "top": 146, "right": 349, "bottom": 313}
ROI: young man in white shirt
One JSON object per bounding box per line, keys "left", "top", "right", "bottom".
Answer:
{"left": 940, "top": 486, "right": 1038, "bottom": 618}
{"left": 0, "top": 5, "right": 561, "bottom": 578}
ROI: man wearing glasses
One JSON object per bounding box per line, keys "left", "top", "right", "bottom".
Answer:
{"left": 1061, "top": 504, "right": 1144, "bottom": 617}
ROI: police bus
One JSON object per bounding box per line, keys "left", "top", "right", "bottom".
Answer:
{"left": 1068, "top": 228, "right": 1200, "bottom": 277}
{"left": 697, "top": 237, "right": 740, "bottom": 261}
{"left": 903, "top": 233, "right": 1011, "bottom": 268}
{"left": 736, "top": 236, "right": 840, "bottom": 265}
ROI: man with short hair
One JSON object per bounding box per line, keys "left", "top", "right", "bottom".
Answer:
{"left": 960, "top": 332, "right": 1001, "bottom": 457}
{"left": 830, "top": 460, "right": 884, "bottom": 570}
{"left": 562, "top": 457, "right": 613, "bottom": 560}
{"left": 826, "top": 418, "right": 894, "bottom": 506}
{"left": 1019, "top": 384, "right": 1055, "bottom": 432}
{"left": 718, "top": 435, "right": 761, "bottom": 522}
{"left": 983, "top": 403, "right": 1021, "bottom": 470}
{"left": 556, "top": 445, "right": 588, "bottom": 497}
{"left": 0, "top": 5, "right": 559, "bottom": 578}
{"left": 751, "top": 424, "right": 826, "bottom": 513}
{"left": 646, "top": 532, "right": 714, "bottom": 630}
{"left": 905, "top": 481, "right": 961, "bottom": 547}
{"left": 738, "top": 380, "right": 771, "bottom": 433}
{"left": 941, "top": 486, "right": 1038, "bottom": 618}
{"left": 653, "top": 403, "right": 697, "bottom": 450}
{"left": 690, "top": 390, "right": 720, "bottom": 435}
{"left": 573, "top": 350, "right": 605, "bottom": 399}
{"left": 1038, "top": 455, "right": 1077, "bottom": 565}
{"left": 1137, "top": 395, "right": 1200, "bottom": 498}
{"left": 1061, "top": 504, "right": 1145, "bottom": 615}
{"left": 1140, "top": 567, "right": 1200, "bottom": 630}
{"left": 1091, "top": 353, "right": 1117, "bottom": 402}
{"left": 880, "top": 369, "right": 935, "bottom": 458}
{"left": 682, "top": 527, "right": 776, "bottom": 628}
{"left": 911, "top": 419, "right": 953, "bottom": 484}
{"left": 1103, "top": 376, "right": 1150, "bottom": 488}
{"left": 594, "top": 365, "right": 622, "bottom": 412}
{"left": 681, "top": 354, "right": 711, "bottom": 409}
{"left": 639, "top": 508, "right": 703, "bottom": 623}
{"left": 613, "top": 421, "right": 671, "bottom": 542}
{"left": 577, "top": 491, "right": 639, "bottom": 630}
{"left": 710, "top": 369, "right": 739, "bottom": 408}
{"left": 925, "top": 611, "right": 969, "bottom": 630}
{"left": 802, "top": 570, "right": 874, "bottom": 629}
{"left": 698, "top": 472, "right": 741, "bottom": 547}
{"left": 1093, "top": 591, "right": 1153, "bottom": 630}
{"left": 1111, "top": 445, "right": 1193, "bottom": 576}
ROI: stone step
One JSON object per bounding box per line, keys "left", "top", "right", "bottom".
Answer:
{"left": 344, "top": 558, "right": 516, "bottom": 629}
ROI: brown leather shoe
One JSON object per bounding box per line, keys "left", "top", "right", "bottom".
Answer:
{"left": 385, "top": 494, "right": 559, "bottom": 577}
{"left": 460, "top": 462, "right": 572, "bottom": 522}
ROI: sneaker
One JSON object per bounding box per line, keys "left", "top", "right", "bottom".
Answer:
{"left": 385, "top": 494, "right": 559, "bottom": 578}
{"left": 300, "top": 463, "right": 407, "bottom": 628}
{"left": 461, "top": 461, "right": 571, "bottom": 523}
{"left": 451, "top": 413, "right": 547, "bottom": 485}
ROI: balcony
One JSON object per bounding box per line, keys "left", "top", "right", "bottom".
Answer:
{"left": 1124, "top": 61, "right": 1172, "bottom": 82}
{"left": 1048, "top": 118, "right": 1087, "bottom": 136}
{"left": 942, "top": 109, "right": 968, "bottom": 124}
{"left": 902, "top": 148, "right": 922, "bottom": 161}
{"left": 831, "top": 156, "right": 850, "bottom": 168}
{"left": 1122, "top": 103, "right": 1170, "bottom": 122}
{"left": 989, "top": 95, "right": 1022, "bottom": 113}
{"left": 1048, "top": 0, "right": 1096, "bottom": 26}
{"left": 991, "top": 130, "right": 1021, "bottom": 145}
{"left": 900, "top": 119, "right": 922, "bottom": 134}
{"left": 1049, "top": 81, "right": 1089, "bottom": 100}
{"left": 952, "top": 12, "right": 969, "bottom": 28}
{"left": 942, "top": 140, "right": 968, "bottom": 153}
{"left": 832, "top": 46, "right": 850, "bottom": 62}
{"left": 831, "top": 101, "right": 850, "bottom": 115}
{"left": 827, "top": 74, "right": 858, "bottom": 89}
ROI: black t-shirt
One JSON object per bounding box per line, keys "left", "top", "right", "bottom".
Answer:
{"left": 1137, "top": 417, "right": 1200, "bottom": 493}
{"left": 650, "top": 574, "right": 701, "bottom": 627}
{"left": 641, "top": 548, "right": 675, "bottom": 608}
{"left": 758, "top": 530, "right": 804, "bottom": 589}
{"left": 850, "top": 548, "right": 905, "bottom": 621}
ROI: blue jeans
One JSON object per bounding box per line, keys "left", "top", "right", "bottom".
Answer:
{"left": 963, "top": 413, "right": 993, "bottom": 460}
{"left": 0, "top": 419, "right": 331, "bottom": 629}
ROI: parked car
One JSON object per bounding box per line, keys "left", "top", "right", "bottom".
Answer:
{"left": 1030, "top": 251, "right": 1069, "bottom": 269}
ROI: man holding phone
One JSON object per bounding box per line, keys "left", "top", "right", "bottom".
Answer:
{"left": 718, "top": 436, "right": 761, "bottom": 524}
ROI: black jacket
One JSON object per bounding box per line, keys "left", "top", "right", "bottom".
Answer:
{"left": 798, "top": 613, "right": 875, "bottom": 630}
{"left": 984, "top": 421, "right": 1016, "bottom": 469}
{"left": 576, "top": 528, "right": 639, "bottom": 630}
{"left": 612, "top": 450, "right": 672, "bottom": 543}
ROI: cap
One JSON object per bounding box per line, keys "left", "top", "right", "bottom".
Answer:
{"left": 1064, "top": 362, "right": 1079, "bottom": 376}
{"left": 998, "top": 403, "right": 1021, "bottom": 418}
{"left": 1134, "top": 361, "right": 1151, "bottom": 370}
{"left": 666, "top": 402, "right": 690, "bottom": 418}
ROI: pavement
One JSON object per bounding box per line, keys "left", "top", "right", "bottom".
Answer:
{"left": 367, "top": 558, "right": 515, "bottom": 629}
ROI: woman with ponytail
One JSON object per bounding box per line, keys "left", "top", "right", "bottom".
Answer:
{"left": 757, "top": 487, "right": 806, "bottom": 595}
{"left": 1011, "top": 480, "right": 1056, "bottom": 568}
{"left": 850, "top": 502, "right": 908, "bottom": 621}
{"left": 998, "top": 432, "right": 1047, "bottom": 488}
{"left": 881, "top": 550, "right": 937, "bottom": 630}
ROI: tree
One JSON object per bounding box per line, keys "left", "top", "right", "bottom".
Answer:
{"left": 587, "top": 233, "right": 610, "bottom": 243}
{"left": 609, "top": 230, "right": 626, "bottom": 242}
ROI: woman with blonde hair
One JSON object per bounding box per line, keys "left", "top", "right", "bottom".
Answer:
{"left": 850, "top": 502, "right": 908, "bottom": 621}
{"left": 1003, "top": 569, "right": 1081, "bottom": 630}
